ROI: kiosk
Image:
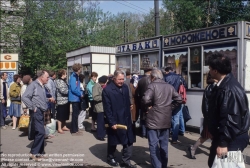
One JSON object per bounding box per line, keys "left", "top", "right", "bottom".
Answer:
{"left": 116, "top": 36, "right": 162, "bottom": 74}
{"left": 115, "top": 21, "right": 250, "bottom": 129}
{"left": 66, "top": 46, "right": 116, "bottom": 84}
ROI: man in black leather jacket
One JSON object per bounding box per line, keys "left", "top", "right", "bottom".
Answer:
{"left": 207, "top": 53, "right": 249, "bottom": 167}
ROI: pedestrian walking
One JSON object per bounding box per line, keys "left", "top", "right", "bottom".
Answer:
{"left": 207, "top": 53, "right": 249, "bottom": 167}
{"left": 0, "top": 72, "right": 9, "bottom": 129}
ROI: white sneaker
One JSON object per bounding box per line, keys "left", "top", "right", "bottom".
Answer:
{"left": 1, "top": 126, "right": 7, "bottom": 129}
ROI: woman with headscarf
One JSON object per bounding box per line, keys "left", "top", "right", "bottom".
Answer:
{"left": 9, "top": 74, "right": 22, "bottom": 130}
{"left": 129, "top": 74, "right": 139, "bottom": 142}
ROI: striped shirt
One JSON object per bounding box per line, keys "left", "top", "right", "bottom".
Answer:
{"left": 22, "top": 79, "right": 48, "bottom": 112}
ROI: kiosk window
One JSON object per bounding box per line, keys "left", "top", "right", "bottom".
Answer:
{"left": 164, "top": 51, "right": 188, "bottom": 86}
{"left": 203, "top": 44, "right": 237, "bottom": 88}
{"left": 132, "top": 55, "right": 139, "bottom": 74}
{"left": 189, "top": 47, "right": 202, "bottom": 89}
{"left": 116, "top": 56, "right": 131, "bottom": 72}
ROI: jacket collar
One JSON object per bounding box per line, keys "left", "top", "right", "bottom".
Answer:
{"left": 110, "top": 81, "right": 124, "bottom": 94}
{"left": 217, "top": 73, "right": 233, "bottom": 89}
{"left": 152, "top": 79, "right": 165, "bottom": 83}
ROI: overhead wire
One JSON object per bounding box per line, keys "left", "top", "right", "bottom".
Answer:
{"left": 112, "top": 0, "right": 148, "bottom": 14}
{"left": 122, "top": 0, "right": 152, "bottom": 13}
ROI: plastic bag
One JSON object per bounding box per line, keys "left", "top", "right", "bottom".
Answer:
{"left": 46, "top": 118, "right": 56, "bottom": 135}
{"left": 78, "top": 110, "right": 86, "bottom": 129}
{"left": 18, "top": 114, "right": 30, "bottom": 128}
{"left": 212, "top": 151, "right": 245, "bottom": 168}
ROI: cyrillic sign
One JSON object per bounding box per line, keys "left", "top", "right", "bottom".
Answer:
{"left": 164, "top": 25, "right": 237, "bottom": 46}
{"left": 117, "top": 39, "right": 159, "bottom": 53}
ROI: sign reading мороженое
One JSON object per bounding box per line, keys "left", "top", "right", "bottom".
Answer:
{"left": 164, "top": 25, "right": 237, "bottom": 46}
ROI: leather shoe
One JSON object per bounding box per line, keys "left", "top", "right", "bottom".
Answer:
{"left": 120, "top": 162, "right": 137, "bottom": 168}
{"left": 107, "top": 158, "right": 118, "bottom": 167}
{"left": 97, "top": 137, "right": 105, "bottom": 141}
{"left": 188, "top": 146, "right": 196, "bottom": 159}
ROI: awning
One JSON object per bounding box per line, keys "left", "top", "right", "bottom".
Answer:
{"left": 164, "top": 52, "right": 187, "bottom": 58}
{"left": 204, "top": 46, "right": 237, "bottom": 53}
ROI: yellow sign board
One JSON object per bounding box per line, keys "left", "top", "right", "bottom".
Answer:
{"left": 0, "top": 62, "right": 17, "bottom": 70}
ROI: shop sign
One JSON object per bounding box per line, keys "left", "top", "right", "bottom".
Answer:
{"left": 0, "top": 54, "right": 18, "bottom": 62}
{"left": 164, "top": 25, "right": 237, "bottom": 46}
{"left": 117, "top": 39, "right": 159, "bottom": 53}
{"left": 247, "top": 24, "right": 250, "bottom": 37}
{"left": 0, "top": 62, "right": 17, "bottom": 70}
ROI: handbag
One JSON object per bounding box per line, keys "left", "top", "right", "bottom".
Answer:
{"left": 212, "top": 151, "right": 245, "bottom": 168}
{"left": 18, "top": 114, "right": 30, "bottom": 128}
{"left": 182, "top": 105, "right": 191, "bottom": 123}
{"left": 11, "top": 96, "right": 21, "bottom": 101}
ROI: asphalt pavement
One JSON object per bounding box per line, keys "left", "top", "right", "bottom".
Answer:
{"left": 1, "top": 115, "right": 250, "bottom": 168}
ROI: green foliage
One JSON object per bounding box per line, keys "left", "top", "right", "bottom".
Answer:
{"left": 2, "top": 0, "right": 249, "bottom": 76}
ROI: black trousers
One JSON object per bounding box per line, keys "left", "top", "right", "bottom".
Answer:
{"left": 97, "top": 112, "right": 106, "bottom": 139}
{"left": 30, "top": 108, "right": 45, "bottom": 155}
{"left": 208, "top": 132, "right": 249, "bottom": 167}
{"left": 70, "top": 102, "right": 80, "bottom": 133}
{"left": 108, "top": 143, "right": 133, "bottom": 164}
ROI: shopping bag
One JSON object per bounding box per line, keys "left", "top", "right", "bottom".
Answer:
{"left": 182, "top": 105, "right": 191, "bottom": 123}
{"left": 28, "top": 115, "right": 35, "bottom": 140}
{"left": 211, "top": 151, "right": 245, "bottom": 168}
{"left": 78, "top": 110, "right": 86, "bottom": 129}
{"left": 46, "top": 118, "right": 56, "bottom": 135}
{"left": 18, "top": 114, "right": 30, "bottom": 128}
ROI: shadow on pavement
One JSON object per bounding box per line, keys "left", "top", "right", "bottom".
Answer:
{"left": 89, "top": 142, "right": 151, "bottom": 167}
{"left": 170, "top": 133, "right": 210, "bottom": 159}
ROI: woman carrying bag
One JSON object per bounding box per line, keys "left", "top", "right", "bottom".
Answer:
{"left": 9, "top": 74, "right": 22, "bottom": 130}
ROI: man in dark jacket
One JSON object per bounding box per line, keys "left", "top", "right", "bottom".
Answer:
{"left": 165, "top": 67, "right": 187, "bottom": 143}
{"left": 136, "top": 68, "right": 152, "bottom": 138}
{"left": 207, "top": 53, "right": 249, "bottom": 167}
{"left": 102, "top": 70, "right": 136, "bottom": 168}
{"left": 143, "top": 69, "right": 182, "bottom": 168}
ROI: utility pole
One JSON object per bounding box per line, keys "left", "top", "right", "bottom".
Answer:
{"left": 123, "top": 19, "right": 126, "bottom": 43}
{"left": 206, "top": 0, "right": 210, "bottom": 27}
{"left": 154, "top": 0, "right": 160, "bottom": 36}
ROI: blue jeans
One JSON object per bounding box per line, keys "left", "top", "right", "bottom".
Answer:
{"left": 171, "top": 105, "right": 185, "bottom": 141}
{"left": 147, "top": 129, "right": 169, "bottom": 168}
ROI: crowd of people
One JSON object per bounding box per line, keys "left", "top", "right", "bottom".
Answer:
{"left": 0, "top": 52, "right": 249, "bottom": 168}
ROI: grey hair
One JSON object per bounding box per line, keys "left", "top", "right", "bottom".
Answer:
{"left": 113, "top": 70, "right": 125, "bottom": 78}
{"left": 151, "top": 69, "right": 163, "bottom": 80}
{"left": 37, "top": 70, "right": 48, "bottom": 77}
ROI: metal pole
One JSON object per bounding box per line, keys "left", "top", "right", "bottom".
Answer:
{"left": 124, "top": 19, "right": 126, "bottom": 43}
{"left": 154, "top": 0, "right": 160, "bottom": 36}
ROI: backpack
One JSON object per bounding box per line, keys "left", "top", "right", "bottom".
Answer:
{"left": 178, "top": 78, "right": 187, "bottom": 104}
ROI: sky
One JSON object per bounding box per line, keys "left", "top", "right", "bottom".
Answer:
{"left": 98, "top": 1, "right": 163, "bottom": 15}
